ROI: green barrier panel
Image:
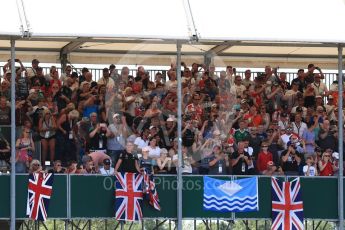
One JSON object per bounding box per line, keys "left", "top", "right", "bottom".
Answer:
{"left": 300, "top": 177, "right": 338, "bottom": 219}
{"left": 70, "top": 175, "right": 114, "bottom": 218}
{"left": 16, "top": 175, "right": 67, "bottom": 219}
{"left": 0, "top": 175, "right": 10, "bottom": 218}
{"left": 142, "top": 176, "right": 177, "bottom": 218}
{"left": 70, "top": 175, "right": 177, "bottom": 218}
{"left": 0, "top": 175, "right": 343, "bottom": 219}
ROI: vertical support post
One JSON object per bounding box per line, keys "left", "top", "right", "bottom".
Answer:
{"left": 176, "top": 41, "right": 183, "bottom": 230}
{"left": 65, "top": 220, "right": 68, "bottom": 230}
{"left": 338, "top": 44, "right": 344, "bottom": 230}
{"left": 66, "top": 174, "right": 70, "bottom": 230}
{"left": 203, "top": 52, "right": 212, "bottom": 69}
{"left": 10, "top": 38, "right": 16, "bottom": 230}
{"left": 60, "top": 53, "right": 68, "bottom": 73}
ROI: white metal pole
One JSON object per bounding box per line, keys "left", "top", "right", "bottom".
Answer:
{"left": 176, "top": 41, "right": 183, "bottom": 230}
{"left": 10, "top": 38, "right": 16, "bottom": 230}
{"left": 337, "top": 44, "right": 344, "bottom": 230}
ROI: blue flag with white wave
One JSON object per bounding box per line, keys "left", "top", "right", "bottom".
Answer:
{"left": 203, "top": 176, "right": 258, "bottom": 212}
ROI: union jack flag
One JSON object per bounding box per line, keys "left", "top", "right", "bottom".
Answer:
{"left": 26, "top": 173, "right": 54, "bottom": 221}
{"left": 143, "top": 171, "right": 161, "bottom": 211}
{"left": 115, "top": 172, "right": 143, "bottom": 222}
{"left": 271, "top": 177, "right": 304, "bottom": 230}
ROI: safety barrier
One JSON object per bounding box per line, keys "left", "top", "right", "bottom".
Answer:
{"left": 0, "top": 175, "right": 342, "bottom": 220}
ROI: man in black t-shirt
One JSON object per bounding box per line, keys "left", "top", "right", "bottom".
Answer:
{"left": 115, "top": 142, "right": 140, "bottom": 173}
{"left": 231, "top": 142, "right": 252, "bottom": 175}
{"left": 280, "top": 142, "right": 303, "bottom": 175}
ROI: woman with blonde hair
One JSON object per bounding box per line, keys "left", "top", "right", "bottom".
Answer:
{"left": 39, "top": 109, "right": 57, "bottom": 167}
{"left": 15, "top": 127, "right": 35, "bottom": 173}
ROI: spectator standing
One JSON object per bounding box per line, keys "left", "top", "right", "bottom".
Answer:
{"left": 231, "top": 142, "right": 252, "bottom": 175}
{"left": 303, "top": 156, "right": 317, "bottom": 176}
{"left": 114, "top": 142, "right": 140, "bottom": 173}
{"left": 38, "top": 109, "right": 57, "bottom": 166}
{"left": 256, "top": 142, "right": 273, "bottom": 173}
{"left": 106, "top": 113, "right": 127, "bottom": 165}
{"left": 280, "top": 142, "right": 303, "bottom": 175}
{"left": 318, "top": 150, "right": 337, "bottom": 176}
{"left": 208, "top": 145, "right": 228, "bottom": 175}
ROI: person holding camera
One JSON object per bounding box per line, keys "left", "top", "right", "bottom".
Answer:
{"left": 82, "top": 158, "right": 99, "bottom": 174}
{"left": 87, "top": 112, "right": 107, "bottom": 153}
{"left": 280, "top": 141, "right": 303, "bottom": 175}
{"left": 318, "top": 149, "right": 338, "bottom": 176}
{"left": 312, "top": 74, "right": 329, "bottom": 97}
{"left": 302, "top": 64, "right": 324, "bottom": 84}
{"left": 318, "top": 119, "right": 337, "bottom": 151}
{"left": 303, "top": 156, "right": 317, "bottom": 176}
{"left": 231, "top": 142, "right": 252, "bottom": 175}
{"left": 208, "top": 145, "right": 228, "bottom": 175}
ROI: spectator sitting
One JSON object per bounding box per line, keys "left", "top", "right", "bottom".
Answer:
{"left": 155, "top": 148, "right": 171, "bottom": 174}
{"left": 262, "top": 161, "right": 284, "bottom": 176}
{"left": 81, "top": 158, "right": 98, "bottom": 174}
{"left": 147, "top": 135, "right": 161, "bottom": 160}
{"left": 29, "top": 159, "right": 43, "bottom": 174}
{"left": 48, "top": 160, "right": 65, "bottom": 174}
{"left": 66, "top": 160, "right": 78, "bottom": 174}
{"left": 100, "top": 158, "right": 114, "bottom": 175}
{"left": 139, "top": 146, "right": 154, "bottom": 174}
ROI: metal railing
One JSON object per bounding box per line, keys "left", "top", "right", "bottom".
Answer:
{"left": 0, "top": 65, "right": 339, "bottom": 88}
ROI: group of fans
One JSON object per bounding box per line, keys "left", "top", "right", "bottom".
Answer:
{"left": 0, "top": 58, "right": 343, "bottom": 176}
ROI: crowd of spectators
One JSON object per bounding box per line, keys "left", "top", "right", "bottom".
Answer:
{"left": 0, "top": 58, "right": 344, "bottom": 177}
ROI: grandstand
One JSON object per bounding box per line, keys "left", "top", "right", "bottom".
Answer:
{"left": 1, "top": 0, "right": 345, "bottom": 230}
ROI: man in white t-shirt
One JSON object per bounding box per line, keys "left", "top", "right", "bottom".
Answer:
{"left": 230, "top": 75, "right": 246, "bottom": 98}
{"left": 312, "top": 74, "right": 328, "bottom": 96}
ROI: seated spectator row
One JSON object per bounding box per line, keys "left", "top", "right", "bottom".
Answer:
{"left": 0, "top": 59, "right": 343, "bottom": 177}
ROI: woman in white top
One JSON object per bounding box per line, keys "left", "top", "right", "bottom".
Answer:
{"left": 147, "top": 136, "right": 161, "bottom": 159}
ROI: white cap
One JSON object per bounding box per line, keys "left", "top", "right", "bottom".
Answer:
{"left": 332, "top": 152, "right": 339, "bottom": 160}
